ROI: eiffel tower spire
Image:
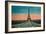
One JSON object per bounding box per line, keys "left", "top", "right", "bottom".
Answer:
{"left": 27, "top": 8, "right": 31, "bottom": 21}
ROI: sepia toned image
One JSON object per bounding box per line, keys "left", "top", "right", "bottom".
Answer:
{"left": 5, "top": 1, "right": 45, "bottom": 33}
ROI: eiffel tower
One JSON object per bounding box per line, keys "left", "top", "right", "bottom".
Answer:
{"left": 27, "top": 8, "right": 31, "bottom": 22}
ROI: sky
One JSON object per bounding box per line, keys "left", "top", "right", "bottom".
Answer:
{"left": 12, "top": 6, "right": 41, "bottom": 20}
{"left": 12, "top": 6, "right": 41, "bottom": 15}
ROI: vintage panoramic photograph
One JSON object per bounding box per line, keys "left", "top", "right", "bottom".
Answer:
{"left": 5, "top": 1, "right": 45, "bottom": 32}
